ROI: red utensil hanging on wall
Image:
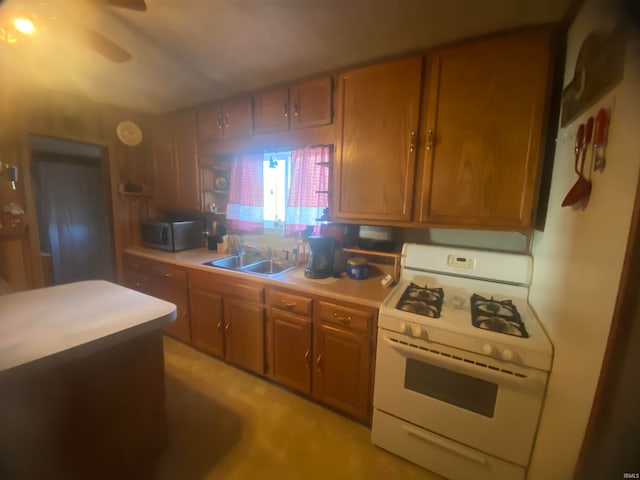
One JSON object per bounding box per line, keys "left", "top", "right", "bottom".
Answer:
{"left": 562, "top": 119, "right": 593, "bottom": 207}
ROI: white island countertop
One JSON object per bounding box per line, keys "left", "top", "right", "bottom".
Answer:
{"left": 0, "top": 280, "right": 176, "bottom": 374}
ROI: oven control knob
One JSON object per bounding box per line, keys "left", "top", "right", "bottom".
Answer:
{"left": 482, "top": 343, "right": 494, "bottom": 355}
{"left": 410, "top": 325, "right": 424, "bottom": 338}
{"left": 397, "top": 321, "right": 408, "bottom": 334}
{"left": 502, "top": 348, "right": 514, "bottom": 361}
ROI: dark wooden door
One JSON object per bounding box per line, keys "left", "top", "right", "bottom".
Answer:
{"left": 253, "top": 87, "right": 290, "bottom": 134}
{"left": 221, "top": 96, "right": 254, "bottom": 140}
{"left": 418, "top": 28, "right": 553, "bottom": 227}
{"left": 189, "top": 287, "right": 225, "bottom": 357}
{"left": 334, "top": 55, "right": 422, "bottom": 222}
{"left": 153, "top": 276, "right": 191, "bottom": 344}
{"left": 224, "top": 297, "right": 265, "bottom": 375}
{"left": 152, "top": 115, "right": 177, "bottom": 210}
{"left": 312, "top": 323, "right": 371, "bottom": 422}
{"left": 291, "top": 77, "right": 333, "bottom": 129}
{"left": 172, "top": 111, "right": 201, "bottom": 212}
{"left": 268, "top": 309, "right": 312, "bottom": 394}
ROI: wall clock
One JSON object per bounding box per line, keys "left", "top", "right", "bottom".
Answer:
{"left": 116, "top": 120, "right": 143, "bottom": 146}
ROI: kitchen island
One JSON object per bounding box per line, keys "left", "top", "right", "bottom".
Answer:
{"left": 0, "top": 280, "right": 176, "bottom": 480}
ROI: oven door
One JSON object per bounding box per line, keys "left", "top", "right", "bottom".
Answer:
{"left": 373, "top": 326, "right": 548, "bottom": 466}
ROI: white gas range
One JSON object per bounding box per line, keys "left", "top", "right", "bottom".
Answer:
{"left": 372, "top": 243, "right": 553, "bottom": 480}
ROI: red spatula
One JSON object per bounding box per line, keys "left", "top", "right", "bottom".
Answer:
{"left": 562, "top": 120, "right": 593, "bottom": 207}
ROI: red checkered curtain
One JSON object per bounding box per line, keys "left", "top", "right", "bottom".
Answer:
{"left": 226, "top": 153, "right": 264, "bottom": 234}
{"left": 285, "top": 145, "right": 330, "bottom": 236}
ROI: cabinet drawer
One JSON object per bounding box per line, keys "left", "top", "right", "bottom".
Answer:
{"left": 123, "top": 253, "right": 151, "bottom": 272}
{"left": 190, "top": 268, "right": 264, "bottom": 303}
{"left": 267, "top": 290, "right": 312, "bottom": 317}
{"left": 151, "top": 262, "right": 188, "bottom": 284}
{"left": 317, "top": 301, "right": 373, "bottom": 333}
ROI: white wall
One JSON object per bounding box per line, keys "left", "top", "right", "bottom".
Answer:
{"left": 528, "top": 0, "right": 640, "bottom": 478}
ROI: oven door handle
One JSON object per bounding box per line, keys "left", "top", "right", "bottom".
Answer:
{"left": 381, "top": 334, "right": 543, "bottom": 390}
{"left": 401, "top": 423, "right": 488, "bottom": 465}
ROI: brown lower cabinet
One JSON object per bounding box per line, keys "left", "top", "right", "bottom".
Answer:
{"left": 122, "top": 254, "right": 376, "bottom": 424}
{"left": 123, "top": 254, "right": 191, "bottom": 344}
{"left": 189, "top": 268, "right": 266, "bottom": 375}
{"left": 267, "top": 288, "right": 376, "bottom": 423}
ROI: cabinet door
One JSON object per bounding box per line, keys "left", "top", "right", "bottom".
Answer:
{"left": 152, "top": 115, "right": 177, "bottom": 210}
{"left": 268, "top": 309, "right": 312, "bottom": 394}
{"left": 172, "top": 111, "right": 201, "bottom": 212}
{"left": 334, "top": 56, "right": 422, "bottom": 222}
{"left": 153, "top": 276, "right": 191, "bottom": 344}
{"left": 189, "top": 287, "right": 225, "bottom": 357}
{"left": 196, "top": 102, "right": 223, "bottom": 149}
{"left": 418, "top": 29, "right": 552, "bottom": 227}
{"left": 312, "top": 323, "right": 371, "bottom": 422}
{"left": 291, "top": 77, "right": 332, "bottom": 129}
{"left": 221, "top": 96, "right": 254, "bottom": 140}
{"left": 223, "top": 297, "right": 265, "bottom": 375}
{"left": 253, "top": 87, "right": 290, "bottom": 134}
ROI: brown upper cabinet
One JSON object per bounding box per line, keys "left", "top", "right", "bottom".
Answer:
{"left": 152, "top": 110, "right": 200, "bottom": 212}
{"left": 290, "top": 77, "right": 333, "bottom": 129}
{"left": 416, "top": 28, "right": 554, "bottom": 228}
{"left": 253, "top": 77, "right": 333, "bottom": 135}
{"left": 197, "top": 96, "right": 254, "bottom": 147}
{"left": 333, "top": 55, "right": 422, "bottom": 223}
{"left": 253, "top": 86, "right": 290, "bottom": 134}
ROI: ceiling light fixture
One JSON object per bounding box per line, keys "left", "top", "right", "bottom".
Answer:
{"left": 13, "top": 17, "right": 35, "bottom": 35}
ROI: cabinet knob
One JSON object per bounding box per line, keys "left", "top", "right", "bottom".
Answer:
{"left": 316, "top": 354, "right": 322, "bottom": 370}
{"left": 217, "top": 114, "right": 223, "bottom": 129}
{"left": 426, "top": 129, "right": 434, "bottom": 151}
{"left": 216, "top": 321, "right": 223, "bottom": 331}
{"left": 293, "top": 101, "right": 299, "bottom": 117}
{"left": 284, "top": 102, "right": 289, "bottom": 118}
{"left": 281, "top": 299, "right": 297, "bottom": 309}
{"left": 224, "top": 113, "right": 229, "bottom": 128}
{"left": 409, "top": 130, "right": 416, "bottom": 153}
{"left": 164, "top": 272, "right": 172, "bottom": 277}
{"left": 333, "top": 312, "right": 352, "bottom": 324}
{"left": 225, "top": 323, "right": 230, "bottom": 333}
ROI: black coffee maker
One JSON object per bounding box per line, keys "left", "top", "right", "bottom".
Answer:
{"left": 305, "top": 236, "right": 336, "bottom": 279}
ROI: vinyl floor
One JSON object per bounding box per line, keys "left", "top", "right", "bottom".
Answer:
{"left": 154, "top": 336, "right": 443, "bottom": 480}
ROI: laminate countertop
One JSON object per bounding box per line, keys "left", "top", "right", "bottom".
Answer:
{"left": 0, "top": 280, "right": 176, "bottom": 375}
{"left": 125, "top": 247, "right": 395, "bottom": 309}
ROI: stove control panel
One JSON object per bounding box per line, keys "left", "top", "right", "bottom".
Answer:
{"left": 447, "top": 254, "right": 475, "bottom": 270}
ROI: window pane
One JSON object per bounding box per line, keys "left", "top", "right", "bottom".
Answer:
{"left": 263, "top": 152, "right": 290, "bottom": 227}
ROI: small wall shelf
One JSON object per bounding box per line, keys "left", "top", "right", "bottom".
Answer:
{"left": 342, "top": 247, "right": 401, "bottom": 281}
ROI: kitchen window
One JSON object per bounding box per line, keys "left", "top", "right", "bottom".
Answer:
{"left": 227, "top": 146, "right": 330, "bottom": 236}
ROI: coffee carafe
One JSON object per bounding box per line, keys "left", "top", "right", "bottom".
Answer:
{"left": 304, "top": 236, "right": 336, "bottom": 279}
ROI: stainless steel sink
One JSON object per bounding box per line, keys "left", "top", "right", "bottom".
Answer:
{"left": 202, "top": 255, "right": 294, "bottom": 277}
{"left": 240, "top": 259, "right": 296, "bottom": 277}
{"left": 202, "top": 255, "right": 256, "bottom": 270}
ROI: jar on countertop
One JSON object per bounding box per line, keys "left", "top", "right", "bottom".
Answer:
{"left": 346, "top": 257, "right": 368, "bottom": 280}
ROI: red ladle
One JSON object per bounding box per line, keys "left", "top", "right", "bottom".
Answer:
{"left": 562, "top": 119, "right": 593, "bottom": 207}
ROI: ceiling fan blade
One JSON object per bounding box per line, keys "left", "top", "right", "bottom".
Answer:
{"left": 83, "top": 27, "right": 132, "bottom": 63}
{"left": 94, "top": 0, "right": 147, "bottom": 12}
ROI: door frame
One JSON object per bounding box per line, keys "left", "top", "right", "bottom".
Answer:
{"left": 24, "top": 134, "right": 116, "bottom": 286}
{"left": 575, "top": 167, "right": 640, "bottom": 475}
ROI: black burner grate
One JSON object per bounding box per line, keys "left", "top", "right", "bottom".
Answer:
{"left": 396, "top": 283, "right": 444, "bottom": 318}
{"left": 470, "top": 294, "right": 529, "bottom": 338}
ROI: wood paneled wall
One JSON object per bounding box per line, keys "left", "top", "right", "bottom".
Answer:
{"left": 0, "top": 88, "right": 154, "bottom": 291}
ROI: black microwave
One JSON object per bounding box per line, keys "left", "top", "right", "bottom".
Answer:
{"left": 140, "top": 220, "right": 202, "bottom": 251}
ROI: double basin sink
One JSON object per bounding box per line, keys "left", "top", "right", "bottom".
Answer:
{"left": 202, "top": 255, "right": 297, "bottom": 278}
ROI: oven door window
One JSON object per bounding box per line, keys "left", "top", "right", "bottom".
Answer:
{"left": 405, "top": 358, "right": 498, "bottom": 417}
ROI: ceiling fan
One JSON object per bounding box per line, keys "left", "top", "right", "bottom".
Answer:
{"left": 0, "top": 0, "right": 147, "bottom": 63}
